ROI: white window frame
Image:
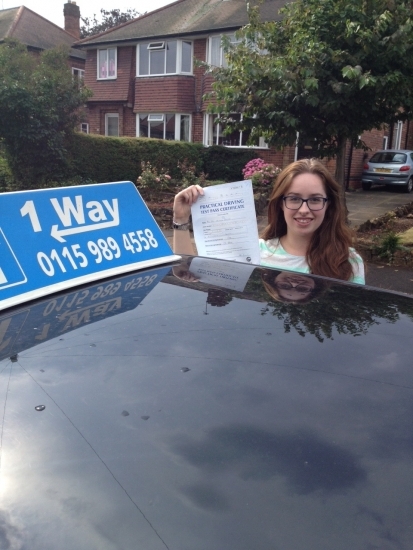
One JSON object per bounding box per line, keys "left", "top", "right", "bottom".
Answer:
{"left": 207, "top": 33, "right": 241, "bottom": 68}
{"left": 80, "top": 122, "right": 89, "bottom": 134}
{"left": 382, "top": 136, "right": 389, "bottom": 150}
{"left": 97, "top": 47, "right": 117, "bottom": 80}
{"left": 72, "top": 67, "right": 85, "bottom": 79}
{"left": 148, "top": 114, "right": 164, "bottom": 122}
{"left": 136, "top": 113, "right": 191, "bottom": 141}
{"left": 136, "top": 40, "right": 193, "bottom": 76}
{"left": 203, "top": 113, "right": 267, "bottom": 148}
{"left": 148, "top": 42, "right": 165, "bottom": 50}
{"left": 105, "top": 113, "right": 119, "bottom": 137}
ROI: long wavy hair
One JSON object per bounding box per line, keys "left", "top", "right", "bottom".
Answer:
{"left": 261, "top": 159, "right": 355, "bottom": 281}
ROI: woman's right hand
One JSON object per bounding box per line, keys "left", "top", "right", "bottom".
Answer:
{"left": 173, "top": 185, "right": 204, "bottom": 223}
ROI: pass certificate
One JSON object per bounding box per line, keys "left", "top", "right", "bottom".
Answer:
{"left": 191, "top": 180, "right": 260, "bottom": 264}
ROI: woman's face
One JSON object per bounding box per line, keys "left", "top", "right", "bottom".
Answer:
{"left": 281, "top": 172, "right": 328, "bottom": 240}
{"left": 274, "top": 272, "right": 315, "bottom": 302}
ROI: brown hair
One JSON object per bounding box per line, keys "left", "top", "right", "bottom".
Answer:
{"left": 261, "top": 269, "right": 329, "bottom": 304}
{"left": 261, "top": 159, "right": 355, "bottom": 281}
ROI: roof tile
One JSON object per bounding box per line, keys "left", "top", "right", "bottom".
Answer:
{"left": 0, "top": 5, "right": 85, "bottom": 59}
{"left": 76, "top": 0, "right": 284, "bottom": 46}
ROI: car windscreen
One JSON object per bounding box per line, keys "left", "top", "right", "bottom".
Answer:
{"left": 370, "top": 152, "right": 407, "bottom": 163}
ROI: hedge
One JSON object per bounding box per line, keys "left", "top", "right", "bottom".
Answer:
{"left": 201, "top": 145, "right": 259, "bottom": 182}
{"left": 66, "top": 133, "right": 260, "bottom": 184}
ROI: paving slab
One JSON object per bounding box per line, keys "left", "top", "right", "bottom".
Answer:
{"left": 346, "top": 186, "right": 413, "bottom": 227}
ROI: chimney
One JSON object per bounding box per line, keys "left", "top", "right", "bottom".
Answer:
{"left": 64, "top": 1, "right": 80, "bottom": 40}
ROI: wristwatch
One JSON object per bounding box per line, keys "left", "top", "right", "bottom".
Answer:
{"left": 172, "top": 220, "right": 191, "bottom": 231}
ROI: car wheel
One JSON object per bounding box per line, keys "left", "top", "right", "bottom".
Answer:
{"left": 362, "top": 182, "right": 372, "bottom": 191}
{"left": 404, "top": 177, "right": 413, "bottom": 193}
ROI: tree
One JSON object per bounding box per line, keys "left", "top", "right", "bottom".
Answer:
{"left": 209, "top": 0, "right": 413, "bottom": 190}
{"left": 80, "top": 8, "right": 140, "bottom": 38}
{"left": 0, "top": 39, "right": 91, "bottom": 188}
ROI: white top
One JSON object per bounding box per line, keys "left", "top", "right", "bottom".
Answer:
{"left": 259, "top": 238, "right": 365, "bottom": 285}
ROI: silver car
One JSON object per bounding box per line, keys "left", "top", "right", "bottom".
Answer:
{"left": 362, "top": 149, "right": 413, "bottom": 193}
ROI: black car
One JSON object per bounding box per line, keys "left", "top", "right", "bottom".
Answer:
{"left": 0, "top": 256, "right": 412, "bottom": 550}
{"left": 362, "top": 149, "right": 413, "bottom": 192}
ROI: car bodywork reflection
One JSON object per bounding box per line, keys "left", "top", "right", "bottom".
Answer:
{"left": 0, "top": 257, "right": 412, "bottom": 549}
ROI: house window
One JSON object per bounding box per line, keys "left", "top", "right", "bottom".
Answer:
{"left": 208, "top": 34, "right": 241, "bottom": 68}
{"left": 137, "top": 40, "right": 192, "bottom": 76}
{"left": 382, "top": 136, "right": 389, "bottom": 150}
{"left": 98, "top": 48, "right": 117, "bottom": 79}
{"left": 204, "top": 114, "right": 267, "bottom": 148}
{"left": 72, "top": 67, "right": 85, "bottom": 80}
{"left": 80, "top": 123, "right": 89, "bottom": 134}
{"left": 137, "top": 114, "right": 191, "bottom": 141}
{"left": 105, "top": 113, "right": 119, "bottom": 136}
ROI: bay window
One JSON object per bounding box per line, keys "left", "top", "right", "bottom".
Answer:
{"left": 137, "top": 114, "right": 191, "bottom": 141}
{"left": 204, "top": 114, "right": 267, "bottom": 148}
{"left": 208, "top": 34, "right": 241, "bottom": 68}
{"left": 137, "top": 40, "right": 192, "bottom": 76}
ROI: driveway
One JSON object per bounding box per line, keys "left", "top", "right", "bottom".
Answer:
{"left": 346, "top": 186, "right": 413, "bottom": 227}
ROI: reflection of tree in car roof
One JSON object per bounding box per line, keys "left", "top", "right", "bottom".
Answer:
{"left": 207, "top": 288, "right": 232, "bottom": 307}
{"left": 262, "top": 283, "right": 413, "bottom": 342}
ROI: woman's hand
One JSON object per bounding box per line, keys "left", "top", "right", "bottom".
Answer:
{"left": 173, "top": 185, "right": 204, "bottom": 223}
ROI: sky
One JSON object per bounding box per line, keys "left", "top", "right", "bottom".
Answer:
{"left": 1, "top": 0, "right": 176, "bottom": 28}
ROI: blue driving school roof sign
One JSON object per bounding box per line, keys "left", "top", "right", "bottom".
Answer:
{"left": 0, "top": 182, "right": 179, "bottom": 311}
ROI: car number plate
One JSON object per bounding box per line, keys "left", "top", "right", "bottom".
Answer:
{"left": 374, "top": 168, "right": 392, "bottom": 173}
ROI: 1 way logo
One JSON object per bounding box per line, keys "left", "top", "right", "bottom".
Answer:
{"left": 50, "top": 196, "right": 119, "bottom": 242}
{"left": 21, "top": 196, "right": 120, "bottom": 243}
{"left": 0, "top": 181, "right": 178, "bottom": 311}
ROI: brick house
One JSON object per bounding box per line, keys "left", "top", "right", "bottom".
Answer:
{"left": 75, "top": 0, "right": 286, "bottom": 158}
{"left": 0, "top": 2, "right": 85, "bottom": 77}
{"left": 75, "top": 0, "right": 412, "bottom": 187}
{"left": 0, "top": 2, "right": 87, "bottom": 131}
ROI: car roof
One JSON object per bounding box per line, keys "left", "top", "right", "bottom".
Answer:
{"left": 371, "top": 149, "right": 413, "bottom": 154}
{"left": 1, "top": 256, "right": 412, "bottom": 549}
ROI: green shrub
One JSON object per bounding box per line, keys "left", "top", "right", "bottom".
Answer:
{"left": 67, "top": 133, "right": 205, "bottom": 183}
{"left": 65, "top": 134, "right": 262, "bottom": 187}
{"left": 137, "top": 161, "right": 172, "bottom": 190}
{"left": 374, "top": 231, "right": 407, "bottom": 262}
{"left": 0, "top": 154, "right": 16, "bottom": 192}
{"left": 202, "top": 145, "right": 259, "bottom": 182}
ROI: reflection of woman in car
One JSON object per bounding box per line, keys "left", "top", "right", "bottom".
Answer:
{"left": 172, "top": 158, "right": 365, "bottom": 284}
{"left": 172, "top": 258, "right": 200, "bottom": 283}
{"left": 261, "top": 270, "right": 327, "bottom": 304}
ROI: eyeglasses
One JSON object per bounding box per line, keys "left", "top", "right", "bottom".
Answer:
{"left": 274, "top": 282, "right": 314, "bottom": 294}
{"left": 282, "top": 196, "right": 328, "bottom": 211}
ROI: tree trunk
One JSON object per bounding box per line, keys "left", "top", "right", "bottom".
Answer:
{"left": 334, "top": 137, "right": 348, "bottom": 220}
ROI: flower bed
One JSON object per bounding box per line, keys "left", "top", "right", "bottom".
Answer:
{"left": 356, "top": 203, "right": 413, "bottom": 266}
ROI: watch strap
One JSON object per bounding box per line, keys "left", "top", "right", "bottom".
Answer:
{"left": 173, "top": 220, "right": 191, "bottom": 231}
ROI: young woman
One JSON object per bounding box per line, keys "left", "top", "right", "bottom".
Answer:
{"left": 173, "top": 158, "right": 365, "bottom": 284}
